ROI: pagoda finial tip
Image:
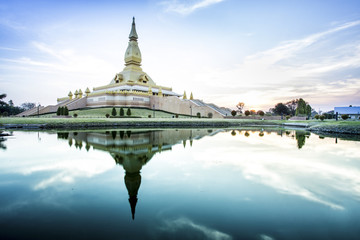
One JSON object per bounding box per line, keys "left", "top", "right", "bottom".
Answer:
{"left": 129, "top": 17, "right": 138, "bottom": 40}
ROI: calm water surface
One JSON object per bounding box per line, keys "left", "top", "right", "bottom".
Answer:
{"left": 0, "top": 129, "right": 359, "bottom": 240}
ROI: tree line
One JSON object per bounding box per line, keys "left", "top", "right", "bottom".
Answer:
{"left": 0, "top": 93, "right": 36, "bottom": 117}
{"left": 233, "top": 98, "right": 313, "bottom": 118}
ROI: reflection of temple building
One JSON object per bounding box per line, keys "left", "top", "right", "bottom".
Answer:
{"left": 59, "top": 129, "right": 218, "bottom": 219}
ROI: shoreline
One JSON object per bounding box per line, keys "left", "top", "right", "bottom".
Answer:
{"left": 1, "top": 118, "right": 360, "bottom": 135}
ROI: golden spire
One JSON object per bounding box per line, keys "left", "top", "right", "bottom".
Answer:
{"left": 68, "top": 91, "right": 73, "bottom": 100}
{"left": 129, "top": 17, "right": 138, "bottom": 41}
{"left": 183, "top": 91, "right": 187, "bottom": 99}
{"left": 125, "top": 17, "right": 142, "bottom": 66}
{"left": 158, "top": 88, "right": 163, "bottom": 97}
{"left": 78, "top": 89, "right": 83, "bottom": 98}
{"left": 148, "top": 86, "right": 152, "bottom": 95}
{"left": 190, "top": 92, "right": 193, "bottom": 100}
{"left": 74, "top": 90, "right": 79, "bottom": 98}
{"left": 85, "top": 87, "right": 90, "bottom": 96}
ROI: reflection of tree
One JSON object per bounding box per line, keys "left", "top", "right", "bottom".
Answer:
{"left": 244, "top": 131, "right": 250, "bottom": 137}
{"left": 295, "top": 131, "right": 307, "bottom": 149}
{"left": 0, "top": 137, "right": 7, "bottom": 150}
{"left": 0, "top": 131, "right": 10, "bottom": 150}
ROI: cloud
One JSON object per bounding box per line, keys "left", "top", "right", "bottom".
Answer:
{"left": 159, "top": 217, "right": 233, "bottom": 240}
{"left": 192, "top": 20, "right": 360, "bottom": 110}
{"left": 161, "top": 0, "right": 225, "bottom": 15}
{"left": 0, "top": 47, "right": 19, "bottom": 51}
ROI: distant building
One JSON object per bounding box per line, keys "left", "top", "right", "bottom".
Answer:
{"left": 18, "top": 18, "right": 231, "bottom": 118}
{"left": 334, "top": 106, "right": 360, "bottom": 119}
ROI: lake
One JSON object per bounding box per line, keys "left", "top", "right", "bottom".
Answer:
{"left": 0, "top": 128, "right": 359, "bottom": 240}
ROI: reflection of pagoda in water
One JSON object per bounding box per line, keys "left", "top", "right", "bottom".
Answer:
{"left": 59, "top": 129, "right": 218, "bottom": 219}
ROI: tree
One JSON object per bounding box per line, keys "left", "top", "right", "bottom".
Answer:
{"left": 245, "top": 110, "right": 250, "bottom": 116}
{"left": 286, "top": 99, "right": 298, "bottom": 116}
{"left": 126, "top": 108, "right": 131, "bottom": 116}
{"left": 111, "top": 107, "right": 117, "bottom": 116}
{"left": 257, "top": 110, "right": 265, "bottom": 116}
{"left": 119, "top": 107, "right": 124, "bottom": 116}
{"left": 319, "top": 115, "right": 325, "bottom": 121}
{"left": 306, "top": 104, "right": 312, "bottom": 118}
{"left": 341, "top": 114, "right": 349, "bottom": 120}
{"left": 57, "top": 107, "right": 61, "bottom": 116}
{"left": 236, "top": 102, "right": 245, "bottom": 113}
{"left": 64, "top": 106, "right": 69, "bottom": 116}
{"left": 196, "top": 112, "right": 201, "bottom": 118}
{"left": 8, "top": 100, "right": 14, "bottom": 107}
{"left": 60, "top": 107, "right": 65, "bottom": 115}
{"left": 272, "top": 103, "right": 290, "bottom": 115}
{"left": 250, "top": 110, "right": 256, "bottom": 115}
{"left": 21, "top": 102, "right": 36, "bottom": 110}
{"left": 295, "top": 98, "right": 307, "bottom": 116}
{"left": 0, "top": 94, "right": 7, "bottom": 106}
{"left": 231, "top": 110, "right": 236, "bottom": 117}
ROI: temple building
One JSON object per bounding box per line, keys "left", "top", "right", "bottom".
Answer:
{"left": 18, "top": 18, "right": 231, "bottom": 118}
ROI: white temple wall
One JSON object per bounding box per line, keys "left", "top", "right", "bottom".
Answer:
{"left": 150, "top": 96, "right": 223, "bottom": 118}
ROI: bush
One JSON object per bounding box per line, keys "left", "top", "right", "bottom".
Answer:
{"left": 314, "top": 114, "right": 320, "bottom": 120}
{"left": 105, "top": 113, "right": 110, "bottom": 118}
{"left": 257, "top": 110, "right": 265, "bottom": 116}
{"left": 231, "top": 110, "right": 236, "bottom": 117}
{"left": 286, "top": 115, "right": 291, "bottom": 120}
{"left": 119, "top": 107, "right": 124, "bottom": 116}
{"left": 126, "top": 108, "right": 131, "bottom": 116}
{"left": 60, "top": 107, "right": 65, "bottom": 116}
{"left": 148, "top": 115, "right": 151, "bottom": 118}
{"left": 175, "top": 114, "right": 179, "bottom": 118}
{"left": 2, "top": 111, "right": 8, "bottom": 117}
{"left": 64, "top": 106, "right": 69, "bottom": 116}
{"left": 196, "top": 112, "right": 201, "bottom": 118}
{"left": 56, "top": 107, "right": 61, "bottom": 116}
{"left": 245, "top": 110, "right": 250, "bottom": 116}
{"left": 207, "top": 112, "right": 213, "bottom": 118}
{"left": 111, "top": 107, "right": 117, "bottom": 117}
{"left": 73, "top": 113, "right": 78, "bottom": 118}
{"left": 319, "top": 115, "right": 325, "bottom": 121}
{"left": 341, "top": 114, "right": 349, "bottom": 120}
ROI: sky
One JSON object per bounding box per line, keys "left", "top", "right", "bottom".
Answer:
{"left": 0, "top": 0, "right": 360, "bottom": 112}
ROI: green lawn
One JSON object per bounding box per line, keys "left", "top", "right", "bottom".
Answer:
{"left": 1, "top": 114, "right": 359, "bottom": 129}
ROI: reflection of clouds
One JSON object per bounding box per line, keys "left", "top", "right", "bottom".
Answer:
{"left": 27, "top": 158, "right": 115, "bottom": 190}
{"left": 1, "top": 132, "right": 115, "bottom": 190}
{"left": 240, "top": 160, "right": 346, "bottom": 210}
{"left": 258, "top": 234, "right": 275, "bottom": 240}
{"left": 194, "top": 131, "right": 360, "bottom": 210}
{"left": 159, "top": 217, "right": 232, "bottom": 240}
